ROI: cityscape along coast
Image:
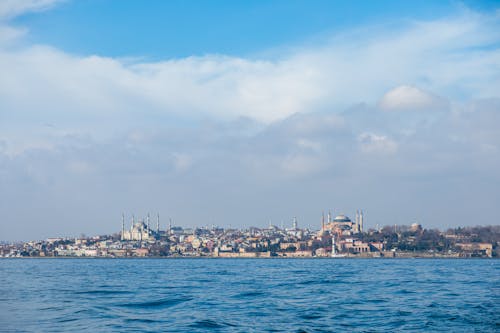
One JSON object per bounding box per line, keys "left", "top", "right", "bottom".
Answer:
{"left": 2, "top": 212, "right": 498, "bottom": 258}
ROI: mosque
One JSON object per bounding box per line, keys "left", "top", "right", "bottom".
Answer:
{"left": 320, "top": 210, "right": 364, "bottom": 235}
{"left": 121, "top": 213, "right": 161, "bottom": 242}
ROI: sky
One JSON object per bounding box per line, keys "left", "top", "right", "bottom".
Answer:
{"left": 0, "top": 0, "right": 499, "bottom": 241}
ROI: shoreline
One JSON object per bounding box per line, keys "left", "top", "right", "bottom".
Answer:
{"left": 1, "top": 256, "right": 497, "bottom": 259}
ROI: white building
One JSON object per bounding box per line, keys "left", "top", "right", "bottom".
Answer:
{"left": 121, "top": 214, "right": 158, "bottom": 241}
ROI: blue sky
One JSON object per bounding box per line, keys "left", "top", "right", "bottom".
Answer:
{"left": 0, "top": 0, "right": 499, "bottom": 240}
{"left": 12, "top": 0, "right": 499, "bottom": 58}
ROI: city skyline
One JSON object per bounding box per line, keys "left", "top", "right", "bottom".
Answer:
{"left": 1, "top": 1, "right": 500, "bottom": 241}
{"left": 3, "top": 213, "right": 496, "bottom": 258}
{"left": 0, "top": 208, "right": 482, "bottom": 243}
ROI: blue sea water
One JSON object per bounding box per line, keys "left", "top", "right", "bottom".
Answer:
{"left": 0, "top": 259, "right": 498, "bottom": 332}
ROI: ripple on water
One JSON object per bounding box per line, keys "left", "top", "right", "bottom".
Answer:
{"left": 1, "top": 258, "right": 498, "bottom": 332}
{"left": 189, "top": 319, "right": 227, "bottom": 329}
{"left": 299, "top": 312, "right": 324, "bottom": 320}
{"left": 74, "top": 290, "right": 132, "bottom": 295}
{"left": 233, "top": 290, "right": 265, "bottom": 298}
{"left": 118, "top": 296, "right": 193, "bottom": 309}
{"left": 124, "top": 318, "right": 161, "bottom": 324}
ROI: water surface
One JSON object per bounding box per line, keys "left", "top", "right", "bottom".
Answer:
{"left": 0, "top": 259, "right": 498, "bottom": 332}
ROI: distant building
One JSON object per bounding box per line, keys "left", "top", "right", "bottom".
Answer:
{"left": 455, "top": 243, "right": 493, "bottom": 257}
{"left": 121, "top": 214, "right": 157, "bottom": 241}
{"left": 410, "top": 223, "right": 422, "bottom": 232}
{"left": 321, "top": 210, "right": 364, "bottom": 236}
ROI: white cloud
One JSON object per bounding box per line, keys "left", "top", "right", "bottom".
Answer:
{"left": 0, "top": 0, "right": 63, "bottom": 20}
{"left": 0, "top": 9, "right": 499, "bottom": 142}
{"left": 379, "top": 85, "right": 448, "bottom": 112}
{"left": 0, "top": 25, "right": 27, "bottom": 44}
{"left": 2, "top": 96, "right": 500, "bottom": 240}
{"left": 172, "top": 153, "right": 193, "bottom": 172}
{"left": 281, "top": 154, "right": 326, "bottom": 177}
{"left": 358, "top": 133, "right": 398, "bottom": 154}
{"left": 1, "top": 5, "right": 500, "bottom": 239}
{"left": 66, "top": 160, "right": 94, "bottom": 175}
{"left": 296, "top": 139, "right": 322, "bottom": 152}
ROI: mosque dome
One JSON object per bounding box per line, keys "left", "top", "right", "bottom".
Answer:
{"left": 333, "top": 214, "right": 351, "bottom": 223}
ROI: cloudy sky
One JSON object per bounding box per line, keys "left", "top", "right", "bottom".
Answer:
{"left": 1, "top": 0, "right": 499, "bottom": 240}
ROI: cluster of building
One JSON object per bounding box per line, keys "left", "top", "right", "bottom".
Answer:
{"left": 1, "top": 211, "right": 496, "bottom": 258}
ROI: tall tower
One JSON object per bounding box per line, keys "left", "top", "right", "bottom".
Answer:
{"left": 321, "top": 212, "right": 325, "bottom": 231}
{"left": 328, "top": 211, "right": 332, "bottom": 224}
{"left": 355, "top": 210, "right": 360, "bottom": 233}
{"left": 157, "top": 213, "right": 160, "bottom": 234}
{"left": 121, "top": 213, "right": 125, "bottom": 241}
{"left": 147, "top": 213, "right": 150, "bottom": 231}
{"left": 292, "top": 216, "right": 297, "bottom": 230}
{"left": 169, "top": 218, "right": 172, "bottom": 235}
{"left": 360, "top": 210, "right": 364, "bottom": 233}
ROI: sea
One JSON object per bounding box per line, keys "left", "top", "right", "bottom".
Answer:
{"left": 0, "top": 258, "right": 498, "bottom": 332}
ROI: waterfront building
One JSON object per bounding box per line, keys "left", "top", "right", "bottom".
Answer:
{"left": 314, "top": 248, "right": 329, "bottom": 257}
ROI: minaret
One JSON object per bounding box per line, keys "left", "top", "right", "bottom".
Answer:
{"left": 121, "top": 213, "right": 125, "bottom": 241}
{"left": 292, "top": 217, "right": 298, "bottom": 230}
{"left": 130, "top": 215, "right": 134, "bottom": 240}
{"left": 328, "top": 211, "right": 332, "bottom": 224}
{"left": 360, "top": 210, "right": 364, "bottom": 233}
{"left": 321, "top": 212, "right": 325, "bottom": 231}
{"left": 169, "top": 218, "right": 172, "bottom": 235}
{"left": 147, "top": 213, "right": 150, "bottom": 231}
{"left": 355, "top": 210, "right": 359, "bottom": 233}
{"left": 156, "top": 213, "right": 160, "bottom": 234}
